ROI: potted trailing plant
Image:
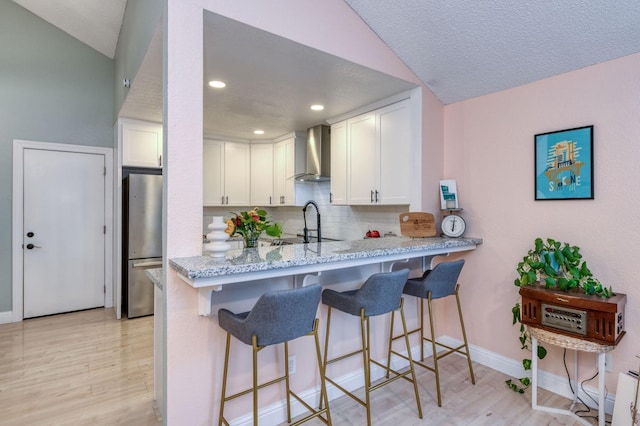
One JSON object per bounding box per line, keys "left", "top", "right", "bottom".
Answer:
{"left": 506, "top": 237, "right": 613, "bottom": 393}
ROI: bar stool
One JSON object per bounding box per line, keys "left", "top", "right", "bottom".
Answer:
{"left": 389, "top": 259, "right": 475, "bottom": 407}
{"left": 217, "top": 284, "right": 331, "bottom": 426}
{"left": 322, "top": 269, "right": 422, "bottom": 425}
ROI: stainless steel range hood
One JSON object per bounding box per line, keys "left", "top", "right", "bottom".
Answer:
{"left": 292, "top": 125, "right": 331, "bottom": 182}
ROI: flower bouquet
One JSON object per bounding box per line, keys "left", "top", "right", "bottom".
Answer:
{"left": 225, "top": 207, "right": 282, "bottom": 248}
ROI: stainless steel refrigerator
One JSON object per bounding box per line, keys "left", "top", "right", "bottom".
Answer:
{"left": 123, "top": 174, "right": 162, "bottom": 318}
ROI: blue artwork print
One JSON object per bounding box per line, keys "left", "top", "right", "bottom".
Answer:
{"left": 535, "top": 126, "right": 593, "bottom": 200}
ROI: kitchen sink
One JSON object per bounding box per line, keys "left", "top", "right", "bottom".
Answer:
{"left": 270, "top": 236, "right": 342, "bottom": 246}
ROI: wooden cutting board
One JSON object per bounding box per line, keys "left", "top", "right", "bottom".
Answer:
{"left": 399, "top": 212, "right": 436, "bottom": 237}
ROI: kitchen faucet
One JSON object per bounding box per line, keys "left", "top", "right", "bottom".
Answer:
{"left": 302, "top": 200, "right": 321, "bottom": 243}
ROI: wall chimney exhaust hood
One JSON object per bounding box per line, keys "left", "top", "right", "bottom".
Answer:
{"left": 292, "top": 125, "right": 331, "bottom": 182}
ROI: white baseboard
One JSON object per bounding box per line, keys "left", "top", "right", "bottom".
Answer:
{"left": 0, "top": 311, "right": 16, "bottom": 324}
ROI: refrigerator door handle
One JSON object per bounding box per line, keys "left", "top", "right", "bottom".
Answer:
{"left": 132, "top": 260, "right": 163, "bottom": 268}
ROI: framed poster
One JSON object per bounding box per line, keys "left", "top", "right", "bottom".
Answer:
{"left": 535, "top": 125, "right": 594, "bottom": 200}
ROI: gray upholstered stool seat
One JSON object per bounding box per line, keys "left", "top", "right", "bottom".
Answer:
{"left": 322, "top": 269, "right": 422, "bottom": 425}
{"left": 218, "top": 284, "right": 331, "bottom": 426}
{"left": 390, "top": 259, "right": 475, "bottom": 407}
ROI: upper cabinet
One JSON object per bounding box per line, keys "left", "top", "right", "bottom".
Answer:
{"left": 203, "top": 139, "right": 250, "bottom": 206}
{"left": 377, "top": 100, "right": 411, "bottom": 205}
{"left": 273, "top": 133, "right": 307, "bottom": 206}
{"left": 335, "top": 99, "right": 411, "bottom": 205}
{"left": 250, "top": 143, "right": 274, "bottom": 206}
{"left": 329, "top": 120, "right": 347, "bottom": 205}
{"left": 120, "top": 119, "right": 163, "bottom": 168}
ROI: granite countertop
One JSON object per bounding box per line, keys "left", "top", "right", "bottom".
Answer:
{"left": 146, "top": 268, "right": 163, "bottom": 290}
{"left": 170, "top": 236, "right": 482, "bottom": 281}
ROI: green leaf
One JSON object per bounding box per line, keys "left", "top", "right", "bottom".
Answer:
{"left": 519, "top": 377, "right": 531, "bottom": 386}
{"left": 512, "top": 304, "right": 520, "bottom": 325}
{"left": 527, "top": 271, "right": 537, "bottom": 284}
{"left": 543, "top": 263, "right": 557, "bottom": 277}
{"left": 534, "top": 238, "right": 544, "bottom": 252}
{"left": 562, "top": 246, "right": 575, "bottom": 262}
{"left": 537, "top": 345, "right": 547, "bottom": 359}
{"left": 543, "top": 277, "right": 556, "bottom": 288}
{"left": 580, "top": 262, "right": 592, "bottom": 276}
{"left": 557, "top": 277, "right": 569, "bottom": 291}
{"left": 265, "top": 222, "right": 283, "bottom": 238}
{"left": 554, "top": 249, "right": 565, "bottom": 264}
{"left": 522, "top": 358, "right": 532, "bottom": 370}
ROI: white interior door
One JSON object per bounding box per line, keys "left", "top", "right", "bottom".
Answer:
{"left": 23, "top": 148, "right": 106, "bottom": 318}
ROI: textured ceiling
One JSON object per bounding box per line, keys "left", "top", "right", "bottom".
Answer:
{"left": 121, "top": 12, "right": 417, "bottom": 141}
{"left": 344, "top": 0, "right": 640, "bottom": 104}
{"left": 15, "top": 0, "right": 640, "bottom": 128}
{"left": 12, "top": 0, "right": 126, "bottom": 58}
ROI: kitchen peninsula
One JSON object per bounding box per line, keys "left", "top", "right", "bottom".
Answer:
{"left": 170, "top": 236, "right": 482, "bottom": 315}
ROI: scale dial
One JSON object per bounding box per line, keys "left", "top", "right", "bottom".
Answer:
{"left": 441, "top": 214, "right": 466, "bottom": 238}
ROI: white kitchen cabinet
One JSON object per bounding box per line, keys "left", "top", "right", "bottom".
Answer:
{"left": 330, "top": 120, "right": 348, "bottom": 205}
{"left": 203, "top": 139, "right": 224, "bottom": 206}
{"left": 250, "top": 143, "right": 274, "bottom": 206}
{"left": 347, "top": 111, "right": 377, "bottom": 204}
{"left": 121, "top": 119, "right": 163, "bottom": 168}
{"left": 203, "top": 139, "right": 250, "bottom": 206}
{"left": 377, "top": 100, "right": 411, "bottom": 205}
{"left": 273, "top": 134, "right": 307, "bottom": 206}
{"left": 224, "top": 142, "right": 251, "bottom": 206}
{"left": 346, "top": 99, "right": 411, "bottom": 205}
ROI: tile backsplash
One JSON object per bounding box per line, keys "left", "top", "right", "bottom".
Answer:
{"left": 203, "top": 182, "right": 410, "bottom": 241}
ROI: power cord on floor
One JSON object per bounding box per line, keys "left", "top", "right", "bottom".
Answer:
{"left": 562, "top": 348, "right": 611, "bottom": 424}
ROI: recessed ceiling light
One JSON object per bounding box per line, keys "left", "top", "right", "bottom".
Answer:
{"left": 310, "top": 104, "right": 324, "bottom": 111}
{"left": 208, "top": 80, "right": 226, "bottom": 88}
{"left": 254, "top": 130, "right": 265, "bottom": 135}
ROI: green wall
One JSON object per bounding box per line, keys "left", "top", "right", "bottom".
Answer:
{"left": 113, "top": 0, "right": 162, "bottom": 117}
{"left": 0, "top": 1, "right": 114, "bottom": 313}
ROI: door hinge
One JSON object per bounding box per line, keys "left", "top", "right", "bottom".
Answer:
{"left": 103, "top": 225, "right": 106, "bottom": 234}
{"left": 103, "top": 166, "right": 106, "bottom": 176}
{"left": 104, "top": 285, "right": 106, "bottom": 294}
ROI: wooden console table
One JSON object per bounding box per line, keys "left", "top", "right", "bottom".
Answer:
{"left": 529, "top": 326, "right": 615, "bottom": 426}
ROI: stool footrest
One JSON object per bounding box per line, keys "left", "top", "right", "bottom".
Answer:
{"left": 222, "top": 375, "right": 287, "bottom": 403}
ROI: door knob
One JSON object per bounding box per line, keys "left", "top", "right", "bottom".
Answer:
{"left": 26, "top": 232, "right": 35, "bottom": 237}
{"left": 26, "top": 243, "right": 41, "bottom": 250}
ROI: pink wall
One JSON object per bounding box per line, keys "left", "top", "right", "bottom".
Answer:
{"left": 164, "top": 1, "right": 444, "bottom": 424}
{"left": 443, "top": 52, "right": 640, "bottom": 387}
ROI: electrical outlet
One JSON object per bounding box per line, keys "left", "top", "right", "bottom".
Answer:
{"left": 604, "top": 352, "right": 612, "bottom": 372}
{"left": 288, "top": 355, "right": 296, "bottom": 375}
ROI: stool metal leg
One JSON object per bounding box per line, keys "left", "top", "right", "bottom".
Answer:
{"left": 360, "top": 310, "right": 372, "bottom": 426}
{"left": 399, "top": 299, "right": 423, "bottom": 419}
{"left": 252, "top": 335, "right": 259, "bottom": 426}
{"left": 420, "top": 298, "right": 426, "bottom": 362}
{"left": 285, "top": 341, "right": 292, "bottom": 423}
{"left": 312, "top": 319, "right": 332, "bottom": 425}
{"left": 219, "top": 332, "right": 232, "bottom": 426}
{"left": 426, "top": 294, "right": 442, "bottom": 407}
{"left": 455, "top": 287, "right": 475, "bottom": 385}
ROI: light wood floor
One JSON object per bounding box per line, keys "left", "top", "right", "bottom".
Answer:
{"left": 0, "top": 308, "right": 160, "bottom": 426}
{"left": 295, "top": 355, "right": 603, "bottom": 426}
{"left": 0, "top": 308, "right": 605, "bottom": 425}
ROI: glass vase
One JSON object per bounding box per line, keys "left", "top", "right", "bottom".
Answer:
{"left": 244, "top": 235, "right": 259, "bottom": 249}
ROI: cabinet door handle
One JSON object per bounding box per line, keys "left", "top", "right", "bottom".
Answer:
{"left": 221, "top": 196, "right": 225, "bottom": 205}
{"left": 159, "top": 155, "right": 162, "bottom": 167}
{"left": 375, "top": 190, "right": 379, "bottom": 203}
{"left": 370, "top": 190, "right": 374, "bottom": 203}
{"left": 269, "top": 196, "right": 272, "bottom": 205}
{"left": 330, "top": 192, "right": 333, "bottom": 203}
{"left": 225, "top": 196, "right": 229, "bottom": 205}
